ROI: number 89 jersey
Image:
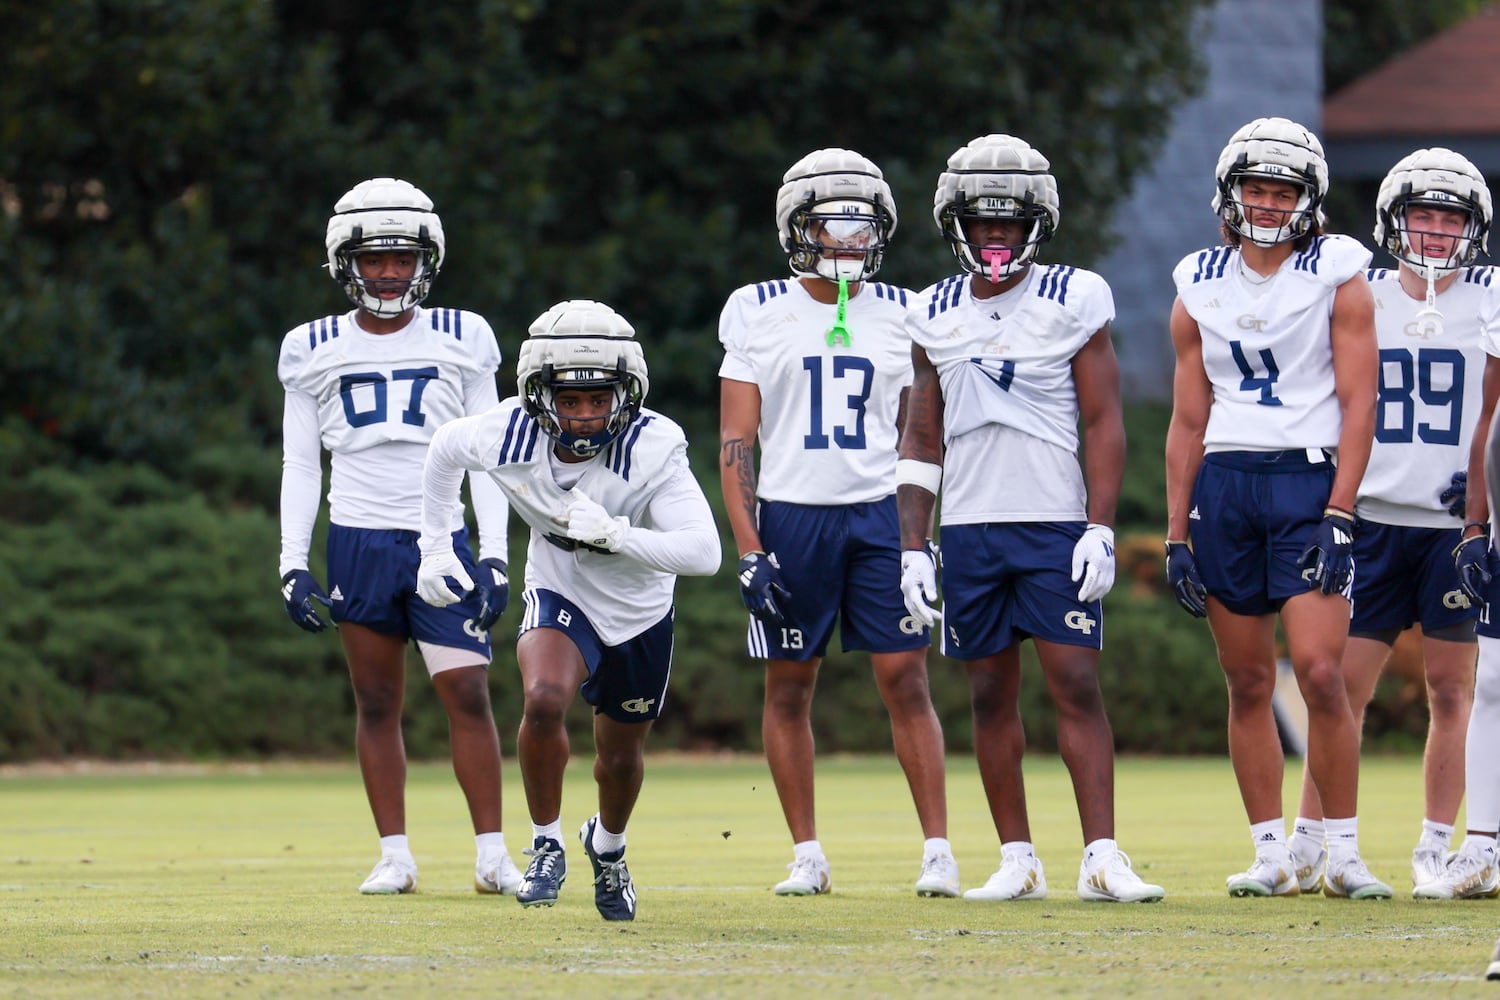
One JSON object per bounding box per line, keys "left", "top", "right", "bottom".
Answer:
{"left": 1173, "top": 234, "right": 1371, "bottom": 454}
{"left": 718, "top": 279, "right": 914, "bottom": 505}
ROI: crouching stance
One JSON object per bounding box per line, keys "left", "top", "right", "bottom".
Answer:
{"left": 417, "top": 300, "right": 721, "bottom": 920}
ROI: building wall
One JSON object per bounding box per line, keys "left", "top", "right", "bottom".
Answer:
{"left": 1100, "top": 0, "right": 1323, "bottom": 400}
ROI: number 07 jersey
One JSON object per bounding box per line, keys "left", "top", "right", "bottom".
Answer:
{"left": 718, "top": 278, "right": 914, "bottom": 505}
{"left": 1173, "top": 234, "right": 1371, "bottom": 453}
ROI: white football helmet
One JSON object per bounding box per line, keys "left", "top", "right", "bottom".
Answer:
{"left": 1374, "top": 147, "right": 1491, "bottom": 276}
{"left": 934, "top": 134, "right": 1060, "bottom": 281}
{"left": 517, "top": 300, "right": 649, "bottom": 459}
{"left": 776, "top": 148, "right": 897, "bottom": 282}
{"left": 1212, "top": 117, "right": 1328, "bottom": 247}
{"left": 325, "top": 177, "right": 444, "bottom": 317}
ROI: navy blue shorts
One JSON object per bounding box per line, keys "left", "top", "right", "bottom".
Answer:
{"left": 745, "top": 497, "right": 929, "bottom": 661}
{"left": 938, "top": 521, "right": 1102, "bottom": 659}
{"left": 1351, "top": 521, "right": 1476, "bottom": 634}
{"left": 1188, "top": 450, "right": 1336, "bottom": 616}
{"left": 518, "top": 589, "right": 674, "bottom": 723}
{"left": 1477, "top": 547, "right": 1500, "bottom": 639}
{"left": 326, "top": 524, "right": 491, "bottom": 656}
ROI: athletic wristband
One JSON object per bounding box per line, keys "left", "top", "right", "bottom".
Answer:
{"left": 895, "top": 459, "right": 943, "bottom": 495}
{"left": 1464, "top": 521, "right": 1489, "bottom": 536}
{"left": 1323, "top": 506, "right": 1355, "bottom": 522}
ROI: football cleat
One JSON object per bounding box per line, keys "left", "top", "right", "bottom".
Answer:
{"left": 1410, "top": 843, "right": 1453, "bottom": 890}
{"left": 474, "top": 850, "right": 523, "bottom": 895}
{"left": 963, "top": 852, "right": 1047, "bottom": 901}
{"left": 1322, "top": 854, "right": 1393, "bottom": 899}
{"left": 359, "top": 856, "right": 417, "bottom": 895}
{"left": 516, "top": 836, "right": 567, "bottom": 907}
{"left": 1488, "top": 935, "right": 1500, "bottom": 980}
{"left": 580, "top": 816, "right": 637, "bottom": 921}
{"left": 1413, "top": 838, "right": 1500, "bottom": 899}
{"left": 774, "top": 854, "right": 831, "bottom": 896}
{"left": 915, "top": 850, "right": 961, "bottom": 898}
{"left": 1226, "top": 849, "right": 1300, "bottom": 897}
{"left": 1289, "top": 839, "right": 1326, "bottom": 894}
{"left": 1077, "top": 848, "right": 1165, "bottom": 903}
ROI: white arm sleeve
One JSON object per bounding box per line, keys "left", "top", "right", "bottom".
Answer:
{"left": 617, "top": 465, "right": 722, "bottom": 576}
{"left": 422, "top": 416, "right": 489, "bottom": 555}
{"left": 279, "top": 389, "right": 324, "bottom": 578}
{"left": 462, "top": 374, "right": 509, "bottom": 562}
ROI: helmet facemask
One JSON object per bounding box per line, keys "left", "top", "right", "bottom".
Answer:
{"left": 786, "top": 198, "right": 892, "bottom": 282}
{"left": 1221, "top": 166, "right": 1319, "bottom": 248}
{"left": 336, "top": 233, "right": 440, "bottom": 317}
{"left": 1385, "top": 195, "right": 1486, "bottom": 279}
{"left": 524, "top": 361, "right": 644, "bottom": 459}
{"left": 940, "top": 195, "right": 1054, "bottom": 282}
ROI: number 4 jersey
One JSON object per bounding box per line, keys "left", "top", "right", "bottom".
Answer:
{"left": 718, "top": 279, "right": 914, "bottom": 506}
{"left": 1173, "top": 233, "right": 1371, "bottom": 455}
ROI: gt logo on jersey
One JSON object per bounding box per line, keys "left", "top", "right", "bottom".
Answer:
{"left": 1444, "top": 589, "right": 1473, "bottom": 610}
{"left": 1064, "top": 610, "right": 1097, "bottom": 635}
{"left": 621, "top": 697, "right": 656, "bottom": 715}
{"left": 1235, "top": 314, "right": 1268, "bottom": 332}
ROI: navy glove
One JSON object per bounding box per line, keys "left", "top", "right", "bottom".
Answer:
{"left": 1164, "top": 541, "right": 1207, "bottom": 618}
{"left": 280, "top": 569, "right": 332, "bottom": 633}
{"left": 1455, "top": 529, "right": 1492, "bottom": 605}
{"left": 1297, "top": 509, "right": 1355, "bottom": 596}
{"left": 738, "top": 551, "right": 792, "bottom": 626}
{"left": 1441, "top": 471, "right": 1468, "bottom": 518}
{"left": 471, "top": 557, "right": 510, "bottom": 631}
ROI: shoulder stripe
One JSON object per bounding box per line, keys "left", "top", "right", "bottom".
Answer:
{"left": 1190, "top": 247, "right": 1233, "bottom": 284}
{"left": 870, "top": 282, "right": 907, "bottom": 306}
{"left": 429, "top": 308, "right": 463, "bottom": 340}
{"left": 754, "top": 279, "right": 790, "bottom": 304}
{"left": 1293, "top": 236, "right": 1324, "bottom": 274}
{"left": 607, "top": 414, "right": 656, "bottom": 481}
{"left": 1035, "top": 264, "right": 1075, "bottom": 304}
{"left": 1463, "top": 265, "right": 1495, "bottom": 287}
{"left": 926, "top": 274, "right": 966, "bottom": 319}
{"left": 497, "top": 408, "right": 540, "bottom": 466}
{"left": 1366, "top": 266, "right": 1394, "bottom": 282}
{"left": 306, "top": 315, "right": 340, "bottom": 351}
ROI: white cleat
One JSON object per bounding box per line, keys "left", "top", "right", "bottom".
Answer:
{"left": 359, "top": 856, "right": 417, "bottom": 895}
{"left": 1413, "top": 838, "right": 1500, "bottom": 900}
{"left": 1289, "top": 837, "right": 1326, "bottom": 894}
{"left": 915, "top": 851, "right": 961, "bottom": 898}
{"left": 1226, "top": 848, "right": 1299, "bottom": 897}
{"left": 1487, "top": 936, "right": 1500, "bottom": 980}
{"left": 1322, "top": 853, "right": 1393, "bottom": 899}
{"left": 475, "top": 850, "right": 523, "bottom": 895}
{"left": 1410, "top": 843, "right": 1454, "bottom": 890}
{"left": 774, "top": 855, "right": 831, "bottom": 896}
{"left": 1077, "top": 848, "right": 1164, "bottom": 903}
{"left": 964, "top": 852, "right": 1046, "bottom": 901}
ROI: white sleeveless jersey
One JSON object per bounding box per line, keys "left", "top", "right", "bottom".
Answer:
{"left": 449, "top": 399, "right": 702, "bottom": 643}
{"left": 1358, "top": 266, "right": 1494, "bottom": 527}
{"left": 1482, "top": 276, "right": 1500, "bottom": 359}
{"left": 277, "top": 306, "right": 501, "bottom": 528}
{"left": 907, "top": 266, "right": 1113, "bottom": 523}
{"left": 718, "top": 278, "right": 914, "bottom": 505}
{"left": 1173, "top": 234, "right": 1372, "bottom": 453}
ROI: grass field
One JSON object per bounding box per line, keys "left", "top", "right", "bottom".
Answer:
{"left": 3, "top": 753, "right": 1499, "bottom": 998}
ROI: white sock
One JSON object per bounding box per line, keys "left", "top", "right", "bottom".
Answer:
{"left": 1326, "top": 816, "right": 1359, "bottom": 861}
{"left": 1292, "top": 817, "right": 1325, "bottom": 844}
{"left": 923, "top": 837, "right": 951, "bottom": 859}
{"left": 379, "top": 834, "right": 412, "bottom": 860}
{"left": 1083, "top": 838, "right": 1118, "bottom": 866}
{"left": 533, "top": 819, "right": 564, "bottom": 845}
{"left": 475, "top": 831, "right": 507, "bottom": 856}
{"left": 1000, "top": 840, "right": 1036, "bottom": 859}
{"left": 590, "top": 815, "right": 626, "bottom": 856}
{"left": 1250, "top": 819, "right": 1285, "bottom": 855}
{"left": 1420, "top": 820, "right": 1455, "bottom": 849}
{"left": 793, "top": 839, "right": 824, "bottom": 862}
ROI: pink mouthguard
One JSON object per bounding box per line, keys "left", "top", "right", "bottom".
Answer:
{"left": 981, "top": 246, "right": 1012, "bottom": 283}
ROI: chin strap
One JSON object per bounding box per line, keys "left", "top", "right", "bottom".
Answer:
{"left": 1415, "top": 266, "right": 1443, "bottom": 338}
{"left": 826, "top": 278, "right": 852, "bottom": 347}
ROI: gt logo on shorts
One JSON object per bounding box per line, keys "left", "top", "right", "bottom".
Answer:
{"left": 1444, "top": 589, "right": 1472, "bottom": 610}
{"left": 463, "top": 619, "right": 486, "bottom": 640}
{"left": 1064, "top": 610, "right": 1097, "bottom": 635}
{"left": 899, "top": 615, "right": 925, "bottom": 635}
{"left": 621, "top": 697, "right": 656, "bottom": 715}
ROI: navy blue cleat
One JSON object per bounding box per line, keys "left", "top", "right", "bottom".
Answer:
{"left": 580, "top": 816, "right": 637, "bottom": 921}
{"left": 516, "top": 836, "right": 566, "bottom": 907}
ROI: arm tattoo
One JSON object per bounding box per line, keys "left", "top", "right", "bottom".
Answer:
{"left": 721, "top": 437, "right": 758, "bottom": 525}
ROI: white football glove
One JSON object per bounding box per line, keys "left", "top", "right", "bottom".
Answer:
{"left": 899, "top": 547, "right": 940, "bottom": 628}
{"left": 1071, "top": 523, "right": 1116, "bottom": 603}
{"left": 563, "top": 489, "right": 628, "bottom": 553}
{"left": 416, "top": 546, "right": 473, "bottom": 608}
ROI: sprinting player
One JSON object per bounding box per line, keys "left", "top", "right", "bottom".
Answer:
{"left": 417, "top": 299, "right": 720, "bottom": 921}
{"left": 1163, "top": 117, "right": 1389, "bottom": 899}
{"left": 277, "top": 177, "right": 519, "bottom": 896}
{"left": 897, "top": 133, "right": 1163, "bottom": 904}
{"left": 718, "top": 148, "right": 955, "bottom": 898}
{"left": 1289, "top": 148, "right": 1492, "bottom": 897}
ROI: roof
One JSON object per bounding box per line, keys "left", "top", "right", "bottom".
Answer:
{"left": 1324, "top": 4, "right": 1500, "bottom": 138}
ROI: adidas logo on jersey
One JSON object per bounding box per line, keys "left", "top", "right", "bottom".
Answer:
{"left": 1189, "top": 506, "right": 1201, "bottom": 521}
{"left": 329, "top": 586, "right": 344, "bottom": 601}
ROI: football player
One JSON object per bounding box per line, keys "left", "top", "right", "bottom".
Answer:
{"left": 277, "top": 177, "right": 519, "bottom": 896}
{"left": 417, "top": 300, "right": 720, "bottom": 921}
{"left": 1289, "top": 148, "right": 1493, "bottom": 898}
{"left": 898, "top": 133, "right": 1163, "bottom": 904}
{"left": 718, "top": 148, "right": 956, "bottom": 898}
{"left": 1163, "top": 118, "right": 1389, "bottom": 898}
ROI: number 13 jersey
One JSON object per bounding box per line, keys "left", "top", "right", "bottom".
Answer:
{"left": 718, "top": 279, "right": 914, "bottom": 505}
{"left": 1173, "top": 233, "right": 1371, "bottom": 454}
